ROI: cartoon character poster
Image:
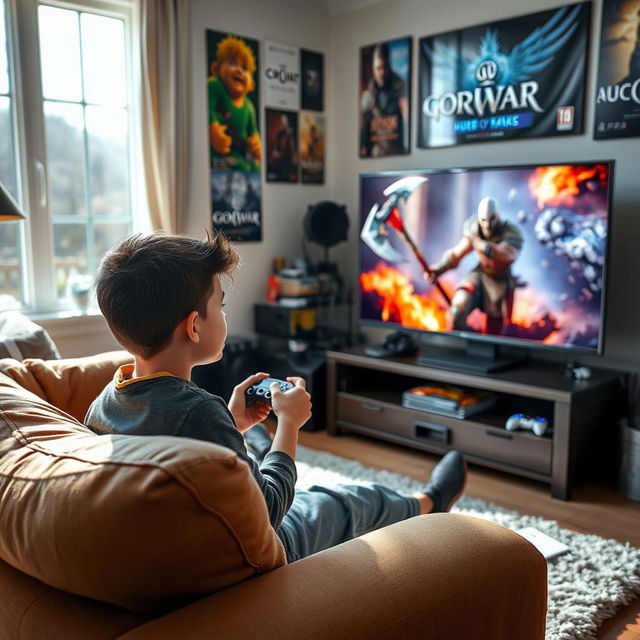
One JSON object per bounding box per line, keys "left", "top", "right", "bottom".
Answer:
{"left": 266, "top": 109, "right": 299, "bottom": 183}
{"left": 206, "top": 30, "right": 262, "bottom": 241}
{"left": 418, "top": 3, "right": 590, "bottom": 148}
{"left": 359, "top": 163, "right": 611, "bottom": 352}
{"left": 594, "top": 0, "right": 640, "bottom": 138}
{"left": 359, "top": 36, "right": 411, "bottom": 158}
{"left": 300, "top": 112, "right": 325, "bottom": 184}
{"left": 300, "top": 49, "right": 324, "bottom": 111}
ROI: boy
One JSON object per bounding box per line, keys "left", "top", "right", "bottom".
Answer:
{"left": 86, "top": 232, "right": 467, "bottom": 562}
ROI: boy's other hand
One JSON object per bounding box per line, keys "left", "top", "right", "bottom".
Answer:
{"left": 270, "top": 377, "right": 312, "bottom": 431}
{"left": 229, "top": 372, "right": 271, "bottom": 433}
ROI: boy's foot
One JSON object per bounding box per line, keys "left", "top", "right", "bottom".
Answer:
{"left": 244, "top": 423, "right": 273, "bottom": 460}
{"left": 423, "top": 451, "right": 467, "bottom": 513}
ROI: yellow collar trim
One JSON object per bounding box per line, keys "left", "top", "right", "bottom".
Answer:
{"left": 114, "top": 364, "right": 179, "bottom": 389}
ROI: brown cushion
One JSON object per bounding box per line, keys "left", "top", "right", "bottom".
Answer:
{"left": 0, "top": 350, "right": 133, "bottom": 422}
{"left": 0, "top": 373, "right": 286, "bottom": 614}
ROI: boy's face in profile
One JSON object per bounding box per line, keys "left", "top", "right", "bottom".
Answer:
{"left": 195, "top": 274, "right": 228, "bottom": 364}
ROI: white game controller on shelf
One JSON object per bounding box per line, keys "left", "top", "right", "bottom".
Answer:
{"left": 505, "top": 413, "right": 549, "bottom": 437}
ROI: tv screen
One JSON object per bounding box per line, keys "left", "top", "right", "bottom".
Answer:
{"left": 359, "top": 162, "right": 613, "bottom": 355}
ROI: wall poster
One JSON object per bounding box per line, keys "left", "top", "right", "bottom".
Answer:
{"left": 300, "top": 112, "right": 325, "bottom": 184}
{"left": 266, "top": 108, "right": 299, "bottom": 183}
{"left": 418, "top": 3, "right": 591, "bottom": 148}
{"left": 300, "top": 49, "right": 324, "bottom": 111}
{"left": 264, "top": 41, "right": 300, "bottom": 109}
{"left": 359, "top": 36, "right": 412, "bottom": 158}
{"left": 206, "top": 30, "right": 262, "bottom": 241}
{"left": 594, "top": 0, "right": 640, "bottom": 138}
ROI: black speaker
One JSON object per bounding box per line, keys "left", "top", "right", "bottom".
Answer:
{"left": 191, "top": 335, "right": 258, "bottom": 400}
{"left": 258, "top": 348, "right": 327, "bottom": 432}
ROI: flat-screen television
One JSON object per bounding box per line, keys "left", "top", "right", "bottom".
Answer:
{"left": 359, "top": 161, "right": 614, "bottom": 371}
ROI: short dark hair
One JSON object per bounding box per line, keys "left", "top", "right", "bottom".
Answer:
{"left": 96, "top": 231, "right": 239, "bottom": 359}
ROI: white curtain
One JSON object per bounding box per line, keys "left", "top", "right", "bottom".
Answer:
{"left": 138, "top": 0, "right": 191, "bottom": 234}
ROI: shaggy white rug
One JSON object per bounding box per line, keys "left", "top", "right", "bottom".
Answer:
{"left": 295, "top": 445, "right": 640, "bottom": 640}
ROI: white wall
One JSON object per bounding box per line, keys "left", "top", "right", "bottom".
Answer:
{"left": 187, "top": 0, "right": 333, "bottom": 336}
{"left": 329, "top": 0, "right": 640, "bottom": 375}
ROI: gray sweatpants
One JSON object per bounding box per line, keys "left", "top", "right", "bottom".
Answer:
{"left": 276, "top": 484, "right": 420, "bottom": 563}
{"left": 244, "top": 424, "right": 420, "bottom": 563}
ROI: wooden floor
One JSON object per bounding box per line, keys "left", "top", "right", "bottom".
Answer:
{"left": 298, "top": 428, "right": 640, "bottom": 640}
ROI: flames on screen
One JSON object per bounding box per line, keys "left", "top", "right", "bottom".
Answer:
{"left": 360, "top": 264, "right": 449, "bottom": 331}
{"left": 529, "top": 164, "right": 609, "bottom": 209}
{"left": 361, "top": 264, "right": 561, "bottom": 342}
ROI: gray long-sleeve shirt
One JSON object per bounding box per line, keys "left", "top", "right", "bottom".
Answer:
{"left": 84, "top": 367, "right": 297, "bottom": 530}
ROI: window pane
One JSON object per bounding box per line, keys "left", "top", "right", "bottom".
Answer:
{"left": 0, "top": 0, "right": 9, "bottom": 94}
{"left": 0, "top": 222, "right": 21, "bottom": 309}
{"left": 86, "top": 105, "right": 129, "bottom": 216}
{"left": 0, "top": 96, "right": 15, "bottom": 195}
{"left": 81, "top": 13, "right": 126, "bottom": 107}
{"left": 94, "top": 222, "right": 129, "bottom": 263}
{"left": 38, "top": 5, "right": 82, "bottom": 102}
{"left": 53, "top": 222, "right": 87, "bottom": 299}
{"left": 44, "top": 101, "right": 87, "bottom": 216}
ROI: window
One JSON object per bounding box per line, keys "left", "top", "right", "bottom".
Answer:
{"left": 1, "top": 0, "right": 139, "bottom": 313}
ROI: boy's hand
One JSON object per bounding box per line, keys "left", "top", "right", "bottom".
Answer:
{"left": 270, "top": 377, "right": 312, "bottom": 431}
{"left": 211, "top": 121, "right": 232, "bottom": 154}
{"left": 229, "top": 372, "right": 271, "bottom": 433}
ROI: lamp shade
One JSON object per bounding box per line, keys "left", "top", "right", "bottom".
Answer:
{"left": 0, "top": 183, "right": 26, "bottom": 221}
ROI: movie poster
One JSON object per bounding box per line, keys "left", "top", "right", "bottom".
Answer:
{"left": 359, "top": 36, "right": 411, "bottom": 158}
{"left": 418, "top": 3, "right": 591, "bottom": 148}
{"left": 266, "top": 108, "right": 299, "bottom": 183}
{"left": 264, "top": 41, "right": 300, "bottom": 110}
{"left": 206, "top": 30, "right": 262, "bottom": 241}
{"left": 359, "top": 164, "right": 611, "bottom": 350}
{"left": 300, "top": 112, "right": 325, "bottom": 184}
{"left": 594, "top": 0, "right": 640, "bottom": 138}
{"left": 300, "top": 49, "right": 324, "bottom": 111}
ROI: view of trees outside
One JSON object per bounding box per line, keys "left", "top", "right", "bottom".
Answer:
{"left": 0, "top": 2, "right": 132, "bottom": 309}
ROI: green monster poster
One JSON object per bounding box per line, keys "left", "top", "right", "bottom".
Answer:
{"left": 206, "top": 30, "right": 262, "bottom": 241}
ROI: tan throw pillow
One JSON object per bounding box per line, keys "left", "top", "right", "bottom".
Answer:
{"left": 0, "top": 311, "right": 60, "bottom": 360}
{"left": 19, "top": 350, "right": 133, "bottom": 422}
{"left": 0, "top": 373, "right": 286, "bottom": 614}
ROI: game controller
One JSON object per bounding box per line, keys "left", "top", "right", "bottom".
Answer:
{"left": 505, "top": 413, "right": 549, "bottom": 437}
{"left": 245, "top": 378, "right": 294, "bottom": 407}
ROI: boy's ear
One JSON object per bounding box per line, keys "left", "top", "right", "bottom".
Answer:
{"left": 185, "top": 311, "right": 200, "bottom": 343}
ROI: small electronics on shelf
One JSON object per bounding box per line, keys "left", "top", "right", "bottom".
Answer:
{"left": 402, "top": 384, "right": 496, "bottom": 419}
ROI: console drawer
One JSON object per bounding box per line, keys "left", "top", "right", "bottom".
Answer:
{"left": 336, "top": 392, "right": 551, "bottom": 475}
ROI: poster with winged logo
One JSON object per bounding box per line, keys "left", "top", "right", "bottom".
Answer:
{"left": 418, "top": 3, "right": 591, "bottom": 147}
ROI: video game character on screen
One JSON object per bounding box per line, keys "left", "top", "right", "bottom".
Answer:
{"left": 208, "top": 35, "right": 261, "bottom": 172}
{"left": 359, "top": 163, "right": 611, "bottom": 350}
{"left": 428, "top": 197, "right": 524, "bottom": 334}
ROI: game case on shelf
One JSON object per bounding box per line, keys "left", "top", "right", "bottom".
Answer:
{"left": 401, "top": 384, "right": 496, "bottom": 419}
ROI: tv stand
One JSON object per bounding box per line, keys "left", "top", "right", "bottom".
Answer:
{"left": 326, "top": 347, "right": 625, "bottom": 500}
{"left": 418, "top": 341, "right": 526, "bottom": 374}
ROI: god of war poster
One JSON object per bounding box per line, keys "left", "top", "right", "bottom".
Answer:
{"left": 418, "top": 3, "right": 591, "bottom": 148}
{"left": 207, "top": 30, "right": 262, "bottom": 241}
{"left": 594, "top": 0, "right": 640, "bottom": 138}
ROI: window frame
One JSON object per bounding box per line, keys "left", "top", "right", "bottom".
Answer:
{"left": 5, "top": 0, "right": 143, "bottom": 315}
